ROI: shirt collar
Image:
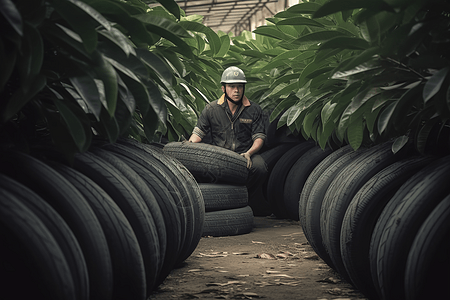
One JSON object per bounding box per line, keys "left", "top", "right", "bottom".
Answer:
{"left": 218, "top": 94, "right": 251, "bottom": 107}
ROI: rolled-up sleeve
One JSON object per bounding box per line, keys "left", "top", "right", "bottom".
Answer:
{"left": 192, "top": 104, "right": 211, "bottom": 139}
{"left": 251, "top": 109, "right": 266, "bottom": 141}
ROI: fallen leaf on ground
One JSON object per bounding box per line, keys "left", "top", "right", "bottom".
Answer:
{"left": 187, "top": 269, "right": 202, "bottom": 272}
{"left": 252, "top": 241, "right": 265, "bottom": 244}
{"left": 262, "top": 274, "right": 294, "bottom": 278}
{"left": 265, "top": 270, "right": 281, "bottom": 274}
{"left": 255, "top": 253, "right": 276, "bottom": 259}
{"left": 206, "top": 281, "right": 247, "bottom": 287}
{"left": 233, "top": 252, "right": 250, "bottom": 255}
{"left": 317, "top": 277, "right": 340, "bottom": 284}
{"left": 304, "top": 254, "right": 319, "bottom": 260}
{"left": 198, "top": 252, "right": 228, "bottom": 258}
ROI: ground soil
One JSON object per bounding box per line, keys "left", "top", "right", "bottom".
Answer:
{"left": 150, "top": 216, "right": 368, "bottom": 300}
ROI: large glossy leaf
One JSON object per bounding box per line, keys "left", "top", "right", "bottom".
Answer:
{"left": 302, "top": 105, "right": 322, "bottom": 137}
{"left": 155, "top": 0, "right": 180, "bottom": 19}
{"left": 136, "top": 49, "right": 173, "bottom": 85}
{"left": 392, "top": 135, "right": 409, "bottom": 154}
{"left": 215, "top": 35, "right": 230, "bottom": 58}
{"left": 277, "top": 17, "right": 325, "bottom": 28}
{"left": 93, "top": 53, "right": 119, "bottom": 117}
{"left": 292, "top": 30, "right": 351, "bottom": 45}
{"left": 313, "top": 0, "right": 393, "bottom": 18}
{"left": 53, "top": 98, "right": 89, "bottom": 152}
{"left": 377, "top": 101, "right": 397, "bottom": 134}
{"left": 287, "top": 2, "right": 322, "bottom": 14}
{"left": 269, "top": 95, "right": 298, "bottom": 122}
{"left": 69, "top": 74, "right": 103, "bottom": 120}
{"left": 347, "top": 118, "right": 364, "bottom": 150}
{"left": 253, "top": 26, "right": 293, "bottom": 41}
{"left": 180, "top": 21, "right": 221, "bottom": 55}
{"left": 134, "top": 14, "right": 193, "bottom": 58}
{"left": 319, "top": 36, "right": 370, "bottom": 50}
{"left": 53, "top": 0, "right": 99, "bottom": 53}
{"left": 423, "top": 67, "right": 449, "bottom": 103}
{"left": 98, "top": 27, "right": 135, "bottom": 57}
{"left": 0, "top": 0, "right": 23, "bottom": 36}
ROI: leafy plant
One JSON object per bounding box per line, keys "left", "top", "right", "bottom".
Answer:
{"left": 234, "top": 0, "right": 450, "bottom": 154}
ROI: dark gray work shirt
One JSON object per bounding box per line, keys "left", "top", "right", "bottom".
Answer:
{"left": 192, "top": 94, "right": 266, "bottom": 153}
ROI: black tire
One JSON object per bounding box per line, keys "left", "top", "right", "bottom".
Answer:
{"left": 299, "top": 145, "right": 353, "bottom": 235}
{"left": 98, "top": 144, "right": 183, "bottom": 285}
{"left": 320, "top": 142, "right": 400, "bottom": 283}
{"left": 114, "top": 139, "right": 204, "bottom": 264}
{"left": 303, "top": 147, "right": 366, "bottom": 268}
{"left": 405, "top": 194, "right": 450, "bottom": 300}
{"left": 90, "top": 147, "right": 167, "bottom": 273}
{"left": 0, "top": 188, "right": 76, "bottom": 300}
{"left": 266, "top": 141, "right": 315, "bottom": 218}
{"left": 202, "top": 206, "right": 254, "bottom": 237}
{"left": 163, "top": 141, "right": 248, "bottom": 184}
{"left": 373, "top": 155, "right": 450, "bottom": 300}
{"left": 51, "top": 163, "right": 147, "bottom": 300}
{"left": 283, "top": 146, "right": 333, "bottom": 221}
{"left": 72, "top": 151, "right": 160, "bottom": 294}
{"left": 0, "top": 151, "right": 112, "bottom": 300}
{"left": 340, "top": 156, "right": 434, "bottom": 299}
{"left": 199, "top": 183, "right": 248, "bottom": 212}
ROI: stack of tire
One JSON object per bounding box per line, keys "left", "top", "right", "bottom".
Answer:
{"left": 0, "top": 139, "right": 204, "bottom": 300}
{"left": 266, "top": 137, "right": 450, "bottom": 299}
{"left": 163, "top": 142, "right": 254, "bottom": 237}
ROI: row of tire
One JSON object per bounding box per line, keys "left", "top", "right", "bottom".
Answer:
{"left": 163, "top": 142, "right": 255, "bottom": 237}
{"left": 0, "top": 139, "right": 204, "bottom": 300}
{"left": 257, "top": 139, "right": 450, "bottom": 299}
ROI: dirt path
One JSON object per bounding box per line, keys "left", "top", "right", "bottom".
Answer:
{"left": 151, "top": 217, "right": 368, "bottom": 300}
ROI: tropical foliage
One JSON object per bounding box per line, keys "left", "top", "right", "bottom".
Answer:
{"left": 1, "top": 0, "right": 449, "bottom": 158}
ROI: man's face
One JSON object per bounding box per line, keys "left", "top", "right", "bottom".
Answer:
{"left": 222, "top": 83, "right": 244, "bottom": 102}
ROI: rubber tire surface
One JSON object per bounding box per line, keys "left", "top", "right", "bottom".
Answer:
{"left": 340, "top": 156, "right": 433, "bottom": 299}
{"left": 283, "top": 146, "right": 333, "bottom": 221}
{"left": 100, "top": 143, "right": 183, "bottom": 284}
{"left": 163, "top": 141, "right": 248, "bottom": 184}
{"left": 303, "top": 147, "right": 366, "bottom": 269}
{"left": 116, "top": 139, "right": 204, "bottom": 264}
{"left": 266, "top": 141, "right": 315, "bottom": 218}
{"left": 52, "top": 163, "right": 147, "bottom": 300}
{"left": 199, "top": 183, "right": 248, "bottom": 212}
{"left": 0, "top": 151, "right": 112, "bottom": 300}
{"left": 405, "top": 194, "right": 450, "bottom": 300}
{"left": 0, "top": 188, "right": 76, "bottom": 300}
{"left": 372, "top": 155, "right": 450, "bottom": 300}
{"left": 73, "top": 151, "right": 160, "bottom": 294}
{"left": 299, "top": 145, "right": 353, "bottom": 234}
{"left": 203, "top": 206, "right": 254, "bottom": 237}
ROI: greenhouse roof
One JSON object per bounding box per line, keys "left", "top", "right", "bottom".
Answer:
{"left": 174, "top": 0, "right": 279, "bottom": 34}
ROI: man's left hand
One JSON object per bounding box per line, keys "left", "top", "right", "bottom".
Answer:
{"left": 240, "top": 152, "right": 252, "bottom": 169}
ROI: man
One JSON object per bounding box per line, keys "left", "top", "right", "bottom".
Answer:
{"left": 189, "top": 66, "right": 268, "bottom": 200}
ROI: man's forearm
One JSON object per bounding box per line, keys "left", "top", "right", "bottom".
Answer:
{"left": 246, "top": 138, "right": 264, "bottom": 156}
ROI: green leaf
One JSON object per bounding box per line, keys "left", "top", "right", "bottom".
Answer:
{"left": 377, "top": 101, "right": 397, "bottom": 134}
{"left": 180, "top": 21, "right": 221, "bottom": 55}
{"left": 313, "top": 0, "right": 393, "bottom": 18}
{"left": 277, "top": 17, "right": 325, "bottom": 28}
{"left": 392, "top": 135, "right": 409, "bottom": 154}
{"left": 319, "top": 37, "right": 370, "bottom": 50}
{"left": 69, "top": 74, "right": 103, "bottom": 120}
{"left": 365, "top": 105, "right": 382, "bottom": 134}
{"left": 269, "top": 95, "right": 298, "bottom": 122}
{"left": 423, "top": 67, "right": 449, "bottom": 103}
{"left": 303, "top": 105, "right": 322, "bottom": 137}
{"left": 98, "top": 27, "right": 135, "bottom": 57}
{"left": 53, "top": 98, "right": 88, "bottom": 152}
{"left": 155, "top": 0, "right": 180, "bottom": 19}
{"left": 53, "top": 0, "right": 99, "bottom": 53}
{"left": 134, "top": 14, "right": 193, "bottom": 58}
{"left": 292, "top": 30, "right": 350, "bottom": 45}
{"left": 347, "top": 118, "right": 364, "bottom": 150}
{"left": 0, "top": 0, "right": 23, "bottom": 36}
{"left": 93, "top": 54, "right": 119, "bottom": 117}
{"left": 253, "top": 26, "right": 293, "bottom": 41}
{"left": 215, "top": 35, "right": 231, "bottom": 58}
{"left": 287, "top": 2, "right": 322, "bottom": 14}
{"left": 136, "top": 49, "right": 173, "bottom": 85}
